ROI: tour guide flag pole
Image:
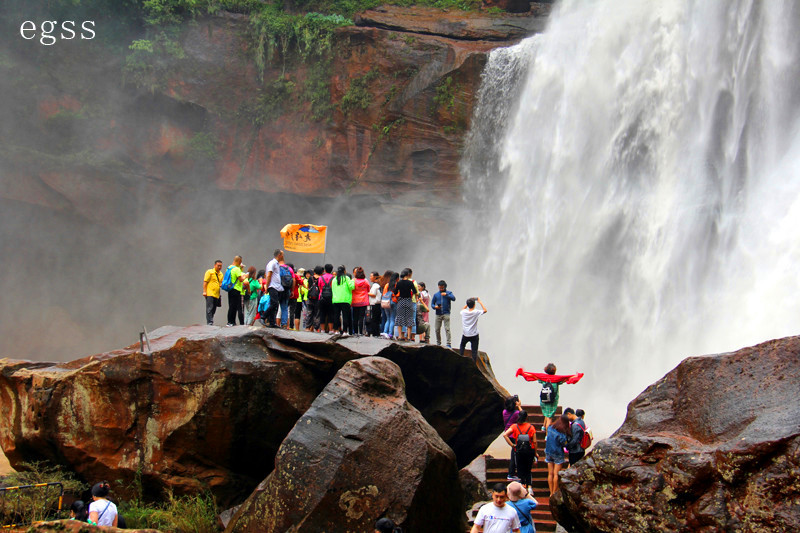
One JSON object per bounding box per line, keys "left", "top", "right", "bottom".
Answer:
{"left": 279, "top": 223, "right": 327, "bottom": 254}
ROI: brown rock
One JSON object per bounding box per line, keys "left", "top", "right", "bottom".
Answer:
{"left": 22, "top": 520, "right": 160, "bottom": 533}
{"left": 354, "top": 6, "right": 548, "bottom": 39}
{"left": 0, "top": 326, "right": 507, "bottom": 507}
{"left": 551, "top": 336, "right": 800, "bottom": 532}
{"left": 225, "top": 357, "right": 466, "bottom": 532}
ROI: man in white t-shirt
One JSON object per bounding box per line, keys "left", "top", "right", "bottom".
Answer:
{"left": 471, "top": 483, "right": 520, "bottom": 533}
{"left": 460, "top": 297, "right": 487, "bottom": 362}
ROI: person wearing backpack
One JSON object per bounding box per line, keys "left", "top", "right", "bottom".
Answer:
{"left": 263, "top": 249, "right": 285, "bottom": 328}
{"left": 317, "top": 264, "right": 336, "bottom": 333}
{"left": 566, "top": 408, "right": 589, "bottom": 465}
{"left": 538, "top": 363, "right": 561, "bottom": 433}
{"left": 202, "top": 259, "right": 223, "bottom": 326}
{"left": 506, "top": 482, "right": 538, "bottom": 533}
{"left": 277, "top": 260, "right": 296, "bottom": 328}
{"left": 503, "top": 410, "right": 539, "bottom": 492}
{"left": 306, "top": 265, "right": 323, "bottom": 331}
{"left": 225, "top": 256, "right": 248, "bottom": 327}
{"left": 381, "top": 271, "right": 399, "bottom": 339}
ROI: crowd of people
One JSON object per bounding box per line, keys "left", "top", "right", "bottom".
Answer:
{"left": 202, "top": 251, "right": 488, "bottom": 360}
{"left": 501, "top": 362, "right": 590, "bottom": 498}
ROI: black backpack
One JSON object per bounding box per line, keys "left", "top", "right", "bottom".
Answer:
{"left": 540, "top": 382, "right": 555, "bottom": 404}
{"left": 320, "top": 276, "right": 333, "bottom": 303}
{"left": 307, "top": 277, "right": 320, "bottom": 300}
{"left": 516, "top": 425, "right": 536, "bottom": 456}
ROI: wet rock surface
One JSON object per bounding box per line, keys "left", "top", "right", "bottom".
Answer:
{"left": 355, "top": 5, "right": 549, "bottom": 40}
{"left": 0, "top": 325, "right": 507, "bottom": 506}
{"left": 552, "top": 336, "right": 800, "bottom": 533}
{"left": 226, "top": 357, "right": 465, "bottom": 532}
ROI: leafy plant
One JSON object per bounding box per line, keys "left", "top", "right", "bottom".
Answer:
{"left": 340, "top": 68, "right": 380, "bottom": 115}
{"left": 119, "top": 491, "right": 220, "bottom": 532}
{"left": 238, "top": 77, "right": 297, "bottom": 127}
{"left": 0, "top": 461, "right": 87, "bottom": 526}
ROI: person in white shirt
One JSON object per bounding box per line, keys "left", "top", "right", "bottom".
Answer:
{"left": 368, "top": 271, "right": 383, "bottom": 336}
{"left": 471, "top": 483, "right": 521, "bottom": 533}
{"left": 460, "top": 297, "right": 487, "bottom": 362}
{"left": 88, "top": 481, "right": 118, "bottom": 527}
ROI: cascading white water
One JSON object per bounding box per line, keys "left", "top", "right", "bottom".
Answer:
{"left": 462, "top": 0, "right": 800, "bottom": 436}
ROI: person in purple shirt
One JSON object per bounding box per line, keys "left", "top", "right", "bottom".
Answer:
{"left": 503, "top": 395, "right": 523, "bottom": 481}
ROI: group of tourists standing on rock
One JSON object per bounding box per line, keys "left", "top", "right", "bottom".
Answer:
{"left": 502, "top": 363, "right": 591, "bottom": 497}
{"left": 201, "top": 250, "right": 488, "bottom": 360}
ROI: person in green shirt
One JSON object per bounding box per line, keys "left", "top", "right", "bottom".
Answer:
{"left": 243, "top": 266, "right": 260, "bottom": 326}
{"left": 332, "top": 265, "right": 355, "bottom": 334}
{"left": 226, "top": 255, "right": 248, "bottom": 327}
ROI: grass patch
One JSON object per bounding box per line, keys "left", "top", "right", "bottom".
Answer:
{"left": 340, "top": 68, "right": 380, "bottom": 115}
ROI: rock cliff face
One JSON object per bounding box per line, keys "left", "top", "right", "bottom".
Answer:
{"left": 226, "top": 357, "right": 466, "bottom": 532}
{"left": 0, "top": 325, "right": 508, "bottom": 507}
{"left": 0, "top": 6, "right": 550, "bottom": 219}
{"left": 551, "top": 336, "right": 800, "bottom": 533}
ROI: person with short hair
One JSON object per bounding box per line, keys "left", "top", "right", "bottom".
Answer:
{"left": 306, "top": 266, "right": 324, "bottom": 331}
{"left": 317, "top": 264, "right": 336, "bottom": 333}
{"left": 226, "top": 255, "right": 248, "bottom": 327}
{"left": 394, "top": 268, "right": 418, "bottom": 341}
{"left": 263, "top": 250, "right": 284, "bottom": 327}
{"left": 545, "top": 413, "right": 571, "bottom": 495}
{"left": 470, "top": 483, "right": 521, "bottom": 533}
{"left": 202, "top": 260, "right": 223, "bottom": 326}
{"left": 460, "top": 297, "right": 487, "bottom": 362}
{"left": 88, "top": 481, "right": 118, "bottom": 527}
{"left": 565, "top": 408, "right": 588, "bottom": 465}
{"left": 431, "top": 280, "right": 456, "bottom": 347}
{"left": 375, "top": 517, "right": 402, "bottom": 533}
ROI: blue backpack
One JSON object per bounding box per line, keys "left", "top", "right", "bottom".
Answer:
{"left": 220, "top": 265, "right": 235, "bottom": 292}
{"left": 258, "top": 294, "right": 271, "bottom": 314}
{"left": 279, "top": 265, "right": 294, "bottom": 290}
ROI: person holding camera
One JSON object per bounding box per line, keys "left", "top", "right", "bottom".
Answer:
{"left": 460, "top": 297, "right": 487, "bottom": 362}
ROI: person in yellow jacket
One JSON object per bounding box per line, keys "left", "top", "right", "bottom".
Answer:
{"left": 202, "top": 260, "right": 223, "bottom": 325}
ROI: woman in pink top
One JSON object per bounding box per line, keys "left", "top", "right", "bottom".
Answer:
{"left": 351, "top": 267, "right": 371, "bottom": 335}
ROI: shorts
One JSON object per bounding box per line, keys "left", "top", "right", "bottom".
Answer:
{"left": 545, "top": 453, "right": 566, "bottom": 465}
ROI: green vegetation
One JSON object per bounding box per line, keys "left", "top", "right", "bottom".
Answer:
{"left": 434, "top": 75, "right": 457, "bottom": 111}
{"left": 237, "top": 77, "right": 297, "bottom": 127}
{"left": 340, "top": 68, "right": 380, "bottom": 115}
{"left": 0, "top": 461, "right": 86, "bottom": 526}
{"left": 119, "top": 491, "right": 220, "bottom": 532}
{"left": 185, "top": 132, "right": 220, "bottom": 159}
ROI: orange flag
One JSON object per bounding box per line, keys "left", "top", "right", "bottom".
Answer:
{"left": 280, "top": 224, "right": 327, "bottom": 253}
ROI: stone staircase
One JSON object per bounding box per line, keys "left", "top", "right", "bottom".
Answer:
{"left": 484, "top": 405, "right": 563, "bottom": 533}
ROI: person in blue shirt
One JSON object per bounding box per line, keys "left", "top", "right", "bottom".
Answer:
{"left": 431, "top": 280, "right": 456, "bottom": 347}
{"left": 506, "top": 481, "right": 538, "bottom": 533}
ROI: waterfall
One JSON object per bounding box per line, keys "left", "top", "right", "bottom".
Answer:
{"left": 462, "top": 0, "right": 800, "bottom": 435}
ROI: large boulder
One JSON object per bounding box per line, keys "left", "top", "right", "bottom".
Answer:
{"left": 0, "top": 325, "right": 507, "bottom": 506}
{"left": 226, "top": 356, "right": 465, "bottom": 532}
{"left": 552, "top": 336, "right": 800, "bottom": 532}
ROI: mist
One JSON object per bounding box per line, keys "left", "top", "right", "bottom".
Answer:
{"left": 459, "top": 0, "right": 800, "bottom": 439}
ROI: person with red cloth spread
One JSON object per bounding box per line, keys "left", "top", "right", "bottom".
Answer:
{"left": 516, "top": 364, "right": 584, "bottom": 432}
